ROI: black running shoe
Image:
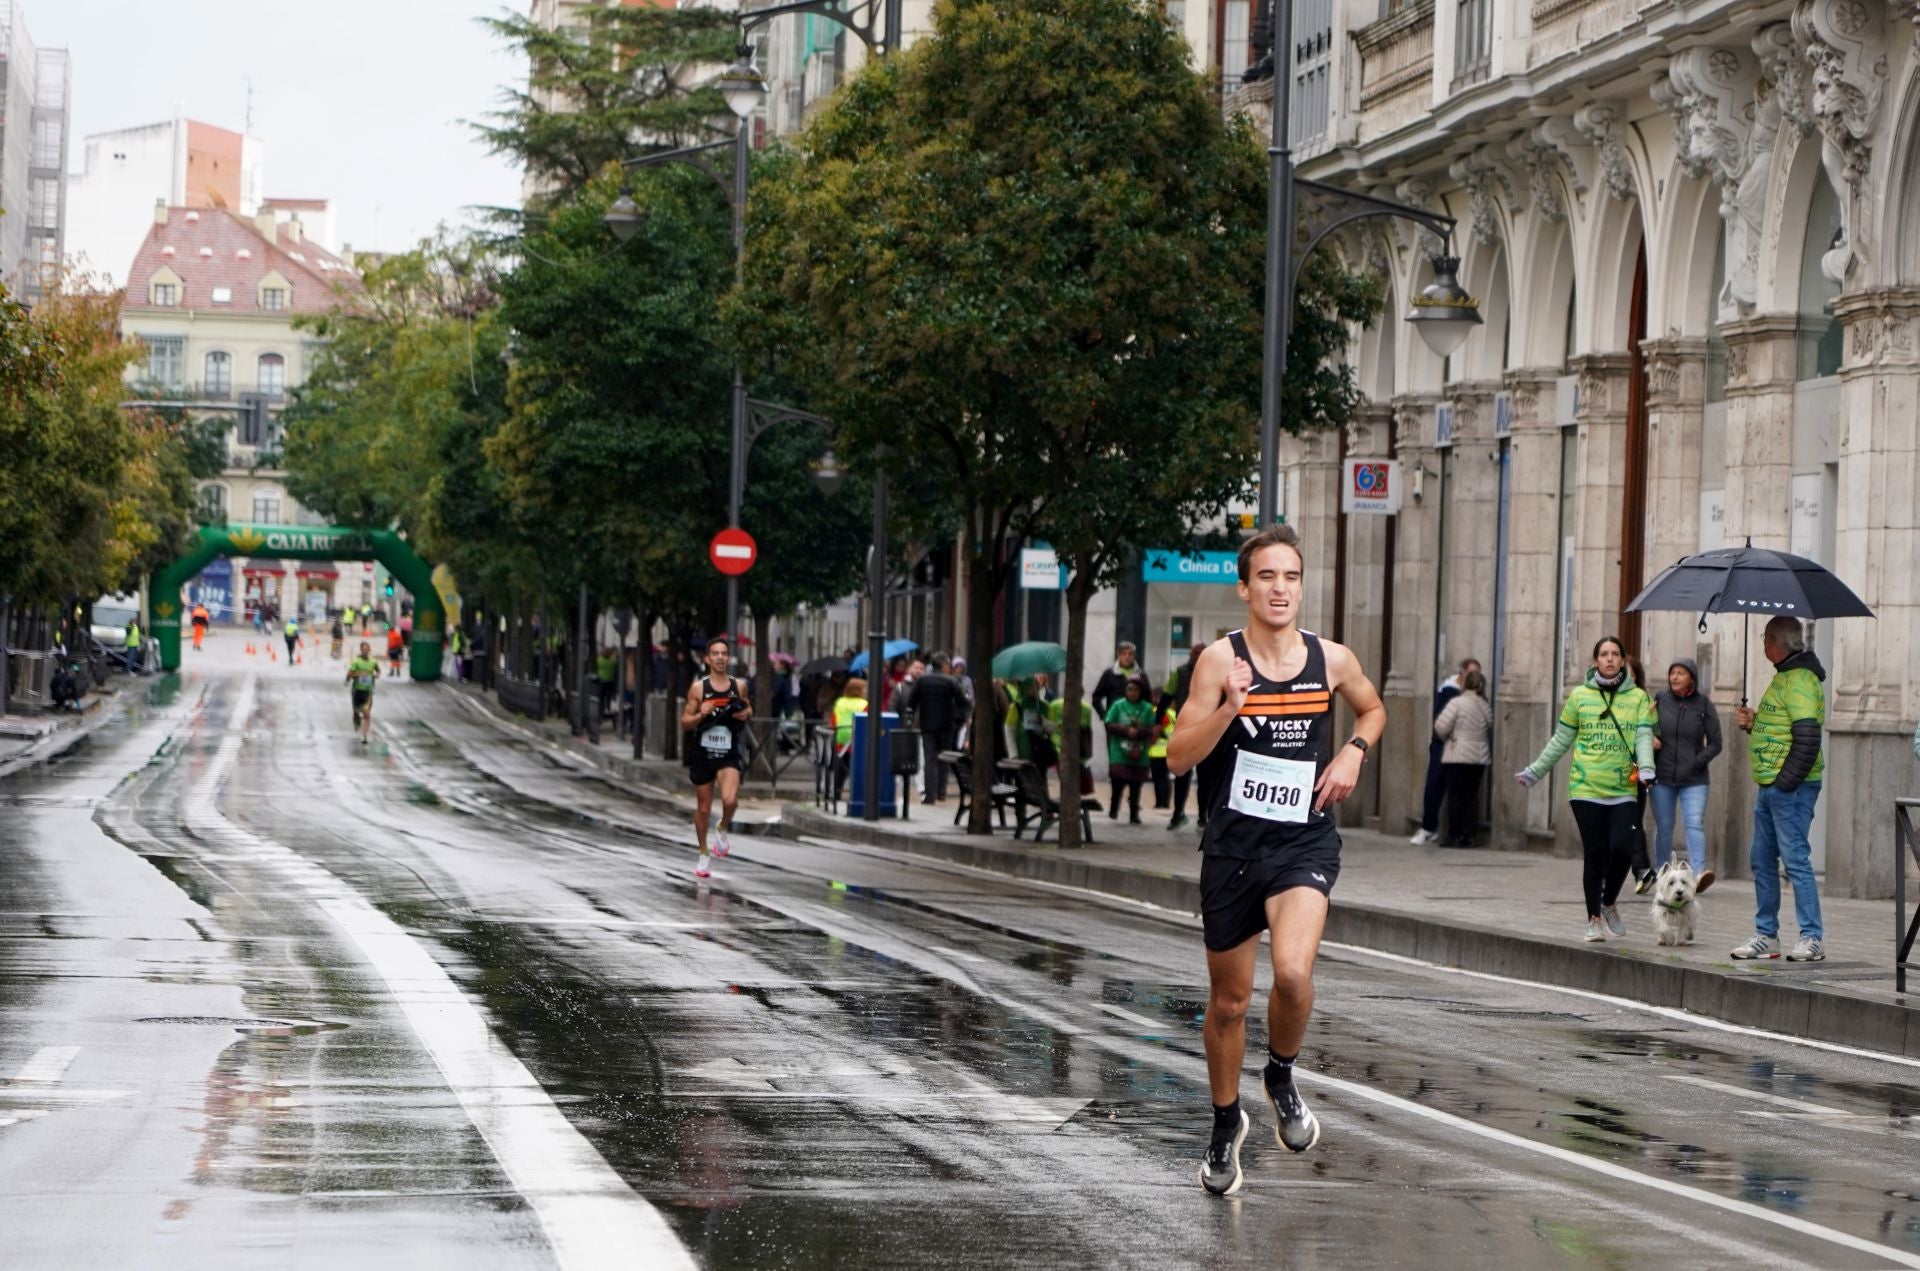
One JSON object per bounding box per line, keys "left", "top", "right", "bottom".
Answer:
{"left": 1264, "top": 1071, "right": 1321, "bottom": 1153}
{"left": 1198, "top": 1106, "right": 1249, "bottom": 1196}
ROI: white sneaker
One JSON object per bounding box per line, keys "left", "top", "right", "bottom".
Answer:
{"left": 1601, "top": 905, "right": 1625, "bottom": 937}
{"left": 1409, "top": 828, "right": 1434, "bottom": 845}
{"left": 1584, "top": 920, "right": 1606, "bottom": 942}
{"left": 695, "top": 856, "right": 712, "bottom": 879}
{"left": 712, "top": 829, "right": 731, "bottom": 859}
{"left": 1785, "top": 937, "right": 1825, "bottom": 962}
{"left": 1730, "top": 933, "right": 1779, "bottom": 960}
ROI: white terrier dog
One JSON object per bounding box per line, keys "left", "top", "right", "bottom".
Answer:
{"left": 1652, "top": 860, "right": 1700, "bottom": 946}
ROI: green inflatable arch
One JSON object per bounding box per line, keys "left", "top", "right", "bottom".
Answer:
{"left": 151, "top": 524, "right": 446, "bottom": 680}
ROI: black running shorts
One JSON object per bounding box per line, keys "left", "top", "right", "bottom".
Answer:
{"left": 687, "top": 752, "right": 741, "bottom": 787}
{"left": 1200, "top": 826, "right": 1342, "bottom": 952}
{"left": 351, "top": 689, "right": 372, "bottom": 720}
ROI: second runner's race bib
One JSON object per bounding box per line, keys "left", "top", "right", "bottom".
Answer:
{"left": 700, "top": 724, "right": 733, "bottom": 756}
{"left": 1227, "top": 750, "right": 1316, "bottom": 824}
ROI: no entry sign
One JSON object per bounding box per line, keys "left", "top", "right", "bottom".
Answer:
{"left": 710, "top": 527, "right": 758, "bottom": 576}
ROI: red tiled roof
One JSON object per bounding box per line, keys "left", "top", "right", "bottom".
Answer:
{"left": 122, "top": 208, "right": 363, "bottom": 316}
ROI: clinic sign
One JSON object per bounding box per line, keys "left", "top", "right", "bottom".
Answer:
{"left": 1020, "top": 544, "right": 1067, "bottom": 590}
{"left": 1342, "top": 459, "right": 1402, "bottom": 515}
{"left": 1142, "top": 549, "right": 1239, "bottom": 585}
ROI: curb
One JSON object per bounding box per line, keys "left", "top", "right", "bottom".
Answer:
{"left": 0, "top": 687, "right": 129, "bottom": 783}
{"left": 779, "top": 805, "right": 1920, "bottom": 1059}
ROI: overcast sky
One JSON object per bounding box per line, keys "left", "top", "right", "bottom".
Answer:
{"left": 42, "top": 0, "right": 526, "bottom": 252}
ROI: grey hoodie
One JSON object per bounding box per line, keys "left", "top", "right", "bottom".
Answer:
{"left": 1652, "top": 658, "right": 1723, "bottom": 787}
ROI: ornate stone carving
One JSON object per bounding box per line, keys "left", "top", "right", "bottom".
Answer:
{"left": 1752, "top": 23, "right": 1813, "bottom": 137}
{"left": 1725, "top": 339, "right": 1749, "bottom": 386}
{"left": 1836, "top": 288, "right": 1920, "bottom": 368}
{"left": 1639, "top": 339, "right": 1706, "bottom": 407}
{"left": 1793, "top": 0, "right": 1889, "bottom": 283}
{"left": 1649, "top": 73, "right": 1712, "bottom": 180}
{"left": 1507, "top": 132, "right": 1567, "bottom": 222}
{"left": 1572, "top": 103, "right": 1636, "bottom": 201}
{"left": 1532, "top": 115, "right": 1594, "bottom": 201}
{"left": 1394, "top": 176, "right": 1446, "bottom": 256}
{"left": 1666, "top": 46, "right": 1761, "bottom": 187}
{"left": 1448, "top": 147, "right": 1523, "bottom": 246}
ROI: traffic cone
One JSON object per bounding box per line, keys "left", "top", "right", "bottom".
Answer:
{"left": 295, "top": 650, "right": 302, "bottom": 665}
{"left": 269, "top": 645, "right": 277, "bottom": 661}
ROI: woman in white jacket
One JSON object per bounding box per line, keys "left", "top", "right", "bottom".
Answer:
{"left": 1433, "top": 669, "right": 1494, "bottom": 847}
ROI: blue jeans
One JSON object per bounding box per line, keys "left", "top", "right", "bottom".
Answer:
{"left": 1751, "top": 781, "right": 1822, "bottom": 941}
{"left": 1649, "top": 782, "right": 1708, "bottom": 872}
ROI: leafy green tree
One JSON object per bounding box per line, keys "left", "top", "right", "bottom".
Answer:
{"left": 735, "top": 0, "right": 1381, "bottom": 833}
{"left": 473, "top": 4, "right": 738, "bottom": 209}
{"left": 490, "top": 170, "right": 871, "bottom": 693}
{"left": 283, "top": 235, "right": 523, "bottom": 597}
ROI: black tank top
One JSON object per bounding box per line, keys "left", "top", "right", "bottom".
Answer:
{"left": 691, "top": 675, "right": 746, "bottom": 760}
{"left": 1197, "top": 630, "right": 1336, "bottom": 858}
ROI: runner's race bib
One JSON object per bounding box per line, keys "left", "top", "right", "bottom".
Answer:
{"left": 1227, "top": 751, "right": 1316, "bottom": 824}
{"left": 700, "top": 724, "right": 733, "bottom": 755}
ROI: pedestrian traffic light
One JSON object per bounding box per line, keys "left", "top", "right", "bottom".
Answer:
{"left": 384, "top": 581, "right": 395, "bottom": 597}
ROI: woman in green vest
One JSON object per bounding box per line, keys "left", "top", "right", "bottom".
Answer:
{"left": 1516, "top": 634, "right": 1656, "bottom": 944}
{"left": 829, "top": 677, "right": 868, "bottom": 803}
{"left": 1103, "top": 678, "right": 1156, "bottom": 824}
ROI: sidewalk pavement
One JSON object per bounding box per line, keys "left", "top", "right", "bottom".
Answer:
{"left": 434, "top": 682, "right": 1917, "bottom": 1057}
{"left": 0, "top": 685, "right": 127, "bottom": 780}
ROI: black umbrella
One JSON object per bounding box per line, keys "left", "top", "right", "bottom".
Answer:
{"left": 798, "top": 655, "right": 850, "bottom": 678}
{"left": 1625, "top": 540, "right": 1873, "bottom": 702}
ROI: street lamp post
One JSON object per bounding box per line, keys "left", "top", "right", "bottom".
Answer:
{"left": 612, "top": 4, "right": 902, "bottom": 818}
{"left": 1245, "top": 1, "right": 1482, "bottom": 526}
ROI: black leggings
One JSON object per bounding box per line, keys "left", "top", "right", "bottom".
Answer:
{"left": 1571, "top": 799, "right": 1638, "bottom": 918}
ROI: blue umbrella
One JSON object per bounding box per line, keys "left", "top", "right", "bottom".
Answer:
{"left": 849, "top": 638, "right": 919, "bottom": 674}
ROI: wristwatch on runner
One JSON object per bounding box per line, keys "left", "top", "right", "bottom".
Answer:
{"left": 1346, "top": 737, "right": 1369, "bottom": 759}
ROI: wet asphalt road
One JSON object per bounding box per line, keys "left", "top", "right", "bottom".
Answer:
{"left": 4, "top": 658, "right": 1920, "bottom": 1269}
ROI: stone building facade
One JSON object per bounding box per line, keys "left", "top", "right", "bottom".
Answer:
{"left": 1211, "top": 0, "right": 1920, "bottom": 898}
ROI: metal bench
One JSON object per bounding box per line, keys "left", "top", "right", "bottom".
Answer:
{"left": 945, "top": 750, "right": 1015, "bottom": 828}
{"left": 998, "top": 758, "right": 1100, "bottom": 844}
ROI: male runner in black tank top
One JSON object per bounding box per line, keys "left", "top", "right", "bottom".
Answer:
{"left": 1167, "top": 524, "right": 1386, "bottom": 1196}
{"left": 681, "top": 636, "right": 751, "bottom": 879}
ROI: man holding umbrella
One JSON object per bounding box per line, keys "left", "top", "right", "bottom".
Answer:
{"left": 1628, "top": 543, "right": 1869, "bottom": 963}
{"left": 1730, "top": 615, "right": 1828, "bottom": 962}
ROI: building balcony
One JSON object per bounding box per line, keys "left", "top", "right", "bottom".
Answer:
{"left": 1526, "top": 0, "right": 1642, "bottom": 69}
{"left": 1353, "top": 0, "right": 1434, "bottom": 144}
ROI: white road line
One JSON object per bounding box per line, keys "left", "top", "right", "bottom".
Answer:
{"left": 1097, "top": 1003, "right": 1169, "bottom": 1031}
{"left": 1320, "top": 939, "right": 1920, "bottom": 1072}
{"left": 1664, "top": 1073, "right": 1857, "bottom": 1116}
{"left": 11, "top": 1046, "right": 79, "bottom": 1084}
{"left": 187, "top": 676, "right": 695, "bottom": 1271}
{"left": 1299, "top": 1065, "right": 1920, "bottom": 1269}
{"left": 774, "top": 832, "right": 1920, "bottom": 1074}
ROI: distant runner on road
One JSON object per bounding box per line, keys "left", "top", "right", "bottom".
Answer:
{"left": 283, "top": 618, "right": 300, "bottom": 665}
{"left": 346, "top": 642, "right": 379, "bottom": 744}
{"left": 386, "top": 625, "right": 405, "bottom": 677}
{"left": 681, "top": 636, "right": 751, "bottom": 880}
{"left": 1167, "top": 524, "right": 1387, "bottom": 1197}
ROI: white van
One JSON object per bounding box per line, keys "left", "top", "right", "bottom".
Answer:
{"left": 90, "top": 594, "right": 141, "bottom": 647}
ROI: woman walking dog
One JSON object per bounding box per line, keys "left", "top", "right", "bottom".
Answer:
{"left": 1650, "top": 657, "right": 1722, "bottom": 891}
{"left": 1515, "top": 636, "right": 1655, "bottom": 943}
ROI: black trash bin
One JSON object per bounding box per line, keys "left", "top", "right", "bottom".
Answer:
{"left": 889, "top": 727, "right": 921, "bottom": 820}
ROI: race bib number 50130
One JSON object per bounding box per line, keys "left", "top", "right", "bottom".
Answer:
{"left": 1227, "top": 751, "right": 1316, "bottom": 824}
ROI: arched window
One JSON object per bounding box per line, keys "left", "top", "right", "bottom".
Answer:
{"left": 204, "top": 350, "right": 232, "bottom": 397}
{"left": 1797, "top": 174, "right": 1844, "bottom": 380}
{"left": 198, "top": 484, "right": 228, "bottom": 523}
{"left": 258, "top": 352, "right": 286, "bottom": 398}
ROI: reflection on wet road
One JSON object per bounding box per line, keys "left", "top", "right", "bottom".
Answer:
{"left": 4, "top": 661, "right": 1919, "bottom": 1269}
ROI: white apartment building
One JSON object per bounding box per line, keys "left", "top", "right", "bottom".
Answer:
{"left": 120, "top": 203, "right": 367, "bottom": 621}
{"left": 0, "top": 0, "right": 69, "bottom": 303}
{"left": 65, "top": 110, "right": 264, "bottom": 288}
{"left": 1172, "top": 0, "right": 1920, "bottom": 901}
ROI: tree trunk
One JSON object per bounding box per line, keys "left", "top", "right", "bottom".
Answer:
{"left": 1057, "top": 565, "right": 1098, "bottom": 849}
{"left": 966, "top": 503, "right": 999, "bottom": 835}
{"left": 749, "top": 607, "right": 776, "bottom": 780}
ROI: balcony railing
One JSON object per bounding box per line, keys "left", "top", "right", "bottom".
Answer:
{"left": 1353, "top": 0, "right": 1434, "bottom": 141}
{"left": 1527, "top": 0, "right": 1639, "bottom": 68}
